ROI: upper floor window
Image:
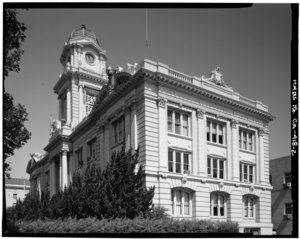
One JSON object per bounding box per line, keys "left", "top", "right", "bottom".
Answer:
{"left": 171, "top": 189, "right": 191, "bottom": 216}
{"left": 87, "top": 138, "right": 97, "bottom": 161}
{"left": 243, "top": 195, "right": 256, "bottom": 218}
{"left": 240, "top": 163, "right": 254, "bottom": 183}
{"left": 112, "top": 117, "right": 125, "bottom": 145}
{"left": 207, "top": 120, "right": 225, "bottom": 145}
{"left": 76, "top": 148, "right": 83, "bottom": 168}
{"left": 13, "top": 193, "right": 18, "bottom": 200}
{"left": 285, "top": 203, "right": 293, "bottom": 216}
{"left": 239, "top": 129, "right": 255, "bottom": 152}
{"left": 168, "top": 149, "right": 191, "bottom": 174}
{"left": 168, "top": 109, "right": 190, "bottom": 137}
{"left": 210, "top": 192, "right": 227, "bottom": 217}
{"left": 207, "top": 157, "right": 225, "bottom": 179}
{"left": 284, "top": 172, "right": 291, "bottom": 184}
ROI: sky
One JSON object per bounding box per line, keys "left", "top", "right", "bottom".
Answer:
{"left": 4, "top": 4, "right": 292, "bottom": 179}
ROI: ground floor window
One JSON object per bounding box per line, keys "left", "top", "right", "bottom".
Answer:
{"left": 243, "top": 195, "right": 256, "bottom": 218}
{"left": 171, "top": 189, "right": 191, "bottom": 216}
{"left": 210, "top": 192, "right": 227, "bottom": 217}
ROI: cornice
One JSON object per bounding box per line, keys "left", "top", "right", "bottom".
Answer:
{"left": 141, "top": 69, "right": 275, "bottom": 123}
{"left": 72, "top": 69, "right": 108, "bottom": 85}
{"left": 44, "top": 133, "right": 70, "bottom": 153}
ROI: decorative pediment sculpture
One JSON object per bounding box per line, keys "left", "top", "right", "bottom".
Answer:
{"left": 202, "top": 66, "right": 228, "bottom": 87}
{"left": 50, "top": 119, "right": 61, "bottom": 135}
{"left": 30, "top": 152, "right": 44, "bottom": 162}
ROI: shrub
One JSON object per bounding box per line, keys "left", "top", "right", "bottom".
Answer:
{"left": 13, "top": 217, "right": 239, "bottom": 234}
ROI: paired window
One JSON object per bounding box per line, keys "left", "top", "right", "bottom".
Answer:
{"left": 240, "top": 163, "right": 254, "bottom": 183}
{"left": 168, "top": 150, "right": 191, "bottom": 174}
{"left": 207, "top": 157, "right": 225, "bottom": 179}
{"left": 239, "top": 129, "right": 255, "bottom": 152}
{"left": 112, "top": 117, "right": 125, "bottom": 145}
{"left": 171, "top": 189, "right": 191, "bottom": 216}
{"left": 168, "top": 109, "right": 190, "bottom": 136}
{"left": 243, "top": 195, "right": 256, "bottom": 218}
{"left": 87, "top": 138, "right": 96, "bottom": 161}
{"left": 285, "top": 203, "right": 293, "bottom": 215}
{"left": 211, "top": 193, "right": 227, "bottom": 217}
{"left": 76, "top": 148, "right": 83, "bottom": 168}
{"left": 207, "top": 120, "right": 225, "bottom": 145}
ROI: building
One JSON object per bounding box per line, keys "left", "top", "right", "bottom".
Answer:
{"left": 270, "top": 156, "right": 292, "bottom": 235}
{"left": 5, "top": 178, "right": 30, "bottom": 208}
{"left": 26, "top": 25, "right": 275, "bottom": 235}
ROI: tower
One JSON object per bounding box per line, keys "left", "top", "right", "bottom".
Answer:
{"left": 53, "top": 25, "right": 108, "bottom": 128}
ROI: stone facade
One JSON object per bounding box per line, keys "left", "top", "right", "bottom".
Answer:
{"left": 5, "top": 178, "right": 30, "bottom": 208}
{"left": 27, "top": 26, "right": 275, "bottom": 235}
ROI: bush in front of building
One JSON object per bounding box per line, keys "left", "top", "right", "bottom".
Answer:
{"left": 6, "top": 146, "right": 155, "bottom": 221}
{"left": 13, "top": 217, "right": 239, "bottom": 234}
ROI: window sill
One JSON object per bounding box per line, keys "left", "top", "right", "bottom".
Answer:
{"left": 168, "top": 132, "right": 192, "bottom": 140}
{"left": 243, "top": 217, "right": 256, "bottom": 220}
{"left": 239, "top": 149, "right": 256, "bottom": 154}
{"left": 207, "top": 141, "right": 227, "bottom": 148}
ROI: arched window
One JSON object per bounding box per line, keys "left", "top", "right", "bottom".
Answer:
{"left": 243, "top": 195, "right": 257, "bottom": 218}
{"left": 210, "top": 192, "right": 228, "bottom": 217}
{"left": 171, "top": 188, "right": 192, "bottom": 216}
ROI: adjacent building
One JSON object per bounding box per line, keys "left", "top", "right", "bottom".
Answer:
{"left": 270, "top": 156, "right": 292, "bottom": 235}
{"left": 26, "top": 25, "right": 275, "bottom": 235}
{"left": 5, "top": 178, "right": 30, "bottom": 207}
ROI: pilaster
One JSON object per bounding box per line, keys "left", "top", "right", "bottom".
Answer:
{"left": 66, "top": 88, "right": 71, "bottom": 124}
{"left": 130, "top": 102, "right": 138, "bottom": 150}
{"left": 191, "top": 110, "right": 198, "bottom": 175}
{"left": 197, "top": 109, "right": 206, "bottom": 176}
{"left": 231, "top": 120, "right": 239, "bottom": 181}
{"left": 258, "top": 128, "right": 265, "bottom": 184}
{"left": 78, "top": 83, "right": 83, "bottom": 121}
{"left": 157, "top": 97, "right": 168, "bottom": 171}
{"left": 61, "top": 150, "right": 68, "bottom": 189}
{"left": 104, "top": 121, "right": 110, "bottom": 164}
{"left": 124, "top": 106, "right": 131, "bottom": 151}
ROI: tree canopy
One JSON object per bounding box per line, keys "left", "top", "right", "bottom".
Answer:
{"left": 4, "top": 8, "right": 30, "bottom": 178}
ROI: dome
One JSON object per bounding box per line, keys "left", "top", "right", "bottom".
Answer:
{"left": 68, "top": 25, "right": 100, "bottom": 45}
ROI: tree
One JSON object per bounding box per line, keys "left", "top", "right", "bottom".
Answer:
{"left": 4, "top": 92, "right": 31, "bottom": 178}
{"left": 4, "top": 8, "right": 27, "bottom": 78}
{"left": 4, "top": 8, "right": 30, "bottom": 178}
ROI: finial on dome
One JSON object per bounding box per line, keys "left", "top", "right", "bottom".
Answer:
{"left": 81, "top": 24, "right": 86, "bottom": 29}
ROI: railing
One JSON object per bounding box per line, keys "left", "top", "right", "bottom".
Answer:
{"left": 169, "top": 68, "right": 193, "bottom": 84}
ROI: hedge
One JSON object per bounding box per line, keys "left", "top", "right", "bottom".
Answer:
{"left": 10, "top": 217, "right": 239, "bottom": 234}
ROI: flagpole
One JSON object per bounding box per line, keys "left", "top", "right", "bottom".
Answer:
{"left": 145, "top": 8, "right": 148, "bottom": 59}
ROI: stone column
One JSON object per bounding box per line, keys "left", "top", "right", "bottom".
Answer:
{"left": 226, "top": 121, "right": 232, "bottom": 180}
{"left": 258, "top": 128, "right": 265, "bottom": 184}
{"left": 130, "top": 102, "right": 137, "bottom": 150}
{"left": 59, "top": 155, "right": 62, "bottom": 190}
{"left": 104, "top": 121, "right": 110, "bottom": 165}
{"left": 61, "top": 150, "right": 68, "bottom": 190}
{"left": 78, "top": 84, "right": 83, "bottom": 121}
{"left": 197, "top": 109, "right": 206, "bottom": 176}
{"left": 66, "top": 88, "right": 71, "bottom": 124}
{"left": 231, "top": 120, "right": 239, "bottom": 181}
{"left": 191, "top": 110, "right": 197, "bottom": 175}
{"left": 157, "top": 97, "right": 168, "bottom": 171}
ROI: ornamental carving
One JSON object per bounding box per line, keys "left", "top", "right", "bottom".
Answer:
{"left": 196, "top": 109, "right": 205, "bottom": 119}
{"left": 258, "top": 128, "right": 264, "bottom": 137}
{"left": 202, "top": 66, "right": 228, "bottom": 87}
{"left": 157, "top": 97, "right": 167, "bottom": 108}
{"left": 231, "top": 120, "right": 238, "bottom": 129}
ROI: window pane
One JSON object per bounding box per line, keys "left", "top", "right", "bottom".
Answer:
{"left": 183, "top": 154, "right": 189, "bottom": 172}
{"left": 176, "top": 152, "right": 181, "bottom": 173}
{"left": 182, "top": 127, "right": 188, "bottom": 136}
{"left": 207, "top": 158, "right": 211, "bottom": 175}
{"left": 250, "top": 198, "right": 254, "bottom": 217}
{"left": 212, "top": 123, "right": 217, "bottom": 143}
{"left": 168, "top": 110, "right": 173, "bottom": 133}
{"left": 243, "top": 132, "right": 247, "bottom": 149}
{"left": 183, "top": 115, "right": 188, "bottom": 127}
{"left": 239, "top": 131, "right": 242, "bottom": 148}
{"left": 184, "top": 192, "right": 190, "bottom": 215}
{"left": 249, "top": 166, "right": 253, "bottom": 182}
{"left": 175, "top": 112, "right": 180, "bottom": 124}
{"left": 176, "top": 190, "right": 182, "bottom": 215}
{"left": 168, "top": 151, "right": 173, "bottom": 172}
{"left": 220, "top": 196, "right": 225, "bottom": 216}
{"left": 213, "top": 159, "right": 218, "bottom": 178}
{"left": 175, "top": 125, "right": 180, "bottom": 134}
{"left": 248, "top": 133, "right": 252, "bottom": 151}
{"left": 207, "top": 123, "right": 210, "bottom": 141}
{"left": 244, "top": 165, "right": 248, "bottom": 181}
{"left": 240, "top": 164, "right": 242, "bottom": 181}
{"left": 171, "top": 190, "right": 174, "bottom": 214}
{"left": 219, "top": 160, "right": 224, "bottom": 179}
{"left": 285, "top": 172, "right": 291, "bottom": 183}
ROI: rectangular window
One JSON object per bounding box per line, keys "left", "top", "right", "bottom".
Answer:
{"left": 284, "top": 172, "right": 291, "bottom": 184}
{"left": 239, "top": 129, "right": 255, "bottom": 152}
{"left": 76, "top": 148, "right": 83, "bottom": 168}
{"left": 211, "top": 193, "right": 226, "bottom": 217}
{"left": 169, "top": 149, "right": 191, "bottom": 174}
{"left": 168, "top": 109, "right": 190, "bottom": 136}
{"left": 87, "top": 138, "right": 96, "bottom": 160}
{"left": 285, "top": 203, "right": 292, "bottom": 215}
{"left": 171, "top": 189, "right": 191, "bottom": 216}
{"left": 112, "top": 117, "right": 125, "bottom": 145}
{"left": 240, "top": 163, "right": 255, "bottom": 183}
{"left": 243, "top": 196, "right": 255, "bottom": 218}
{"left": 13, "top": 193, "right": 17, "bottom": 200}
{"left": 207, "top": 120, "right": 226, "bottom": 145}
{"left": 208, "top": 157, "right": 226, "bottom": 179}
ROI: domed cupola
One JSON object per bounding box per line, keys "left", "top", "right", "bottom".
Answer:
{"left": 68, "top": 24, "right": 100, "bottom": 46}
